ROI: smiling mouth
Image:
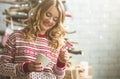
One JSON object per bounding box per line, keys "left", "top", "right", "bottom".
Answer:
{"left": 43, "top": 21, "right": 52, "bottom": 27}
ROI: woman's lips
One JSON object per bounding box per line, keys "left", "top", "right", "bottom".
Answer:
{"left": 43, "top": 21, "right": 52, "bottom": 27}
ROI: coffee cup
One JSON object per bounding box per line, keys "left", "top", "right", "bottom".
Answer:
{"left": 35, "top": 53, "right": 50, "bottom": 68}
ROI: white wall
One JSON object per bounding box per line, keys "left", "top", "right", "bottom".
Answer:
{"left": 65, "top": 0, "right": 120, "bottom": 79}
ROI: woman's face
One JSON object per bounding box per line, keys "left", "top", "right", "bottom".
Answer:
{"left": 40, "top": 6, "right": 59, "bottom": 34}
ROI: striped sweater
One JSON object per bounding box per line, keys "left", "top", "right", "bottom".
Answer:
{"left": 0, "top": 30, "right": 66, "bottom": 79}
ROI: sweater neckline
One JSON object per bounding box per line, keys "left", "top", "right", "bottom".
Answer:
{"left": 38, "top": 34, "right": 46, "bottom": 38}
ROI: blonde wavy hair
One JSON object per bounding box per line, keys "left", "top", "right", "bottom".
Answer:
{"left": 22, "top": 0, "right": 66, "bottom": 51}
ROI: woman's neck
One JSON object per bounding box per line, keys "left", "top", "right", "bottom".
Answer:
{"left": 39, "top": 31, "right": 45, "bottom": 35}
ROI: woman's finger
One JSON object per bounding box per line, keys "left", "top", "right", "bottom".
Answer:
{"left": 28, "top": 61, "right": 43, "bottom": 72}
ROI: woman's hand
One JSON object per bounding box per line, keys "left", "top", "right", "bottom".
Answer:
{"left": 58, "top": 49, "right": 70, "bottom": 63}
{"left": 28, "top": 61, "right": 43, "bottom": 72}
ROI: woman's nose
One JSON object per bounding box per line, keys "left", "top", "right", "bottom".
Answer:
{"left": 48, "top": 17, "right": 54, "bottom": 23}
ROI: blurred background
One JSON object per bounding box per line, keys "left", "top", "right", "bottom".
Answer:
{"left": 0, "top": 0, "right": 120, "bottom": 79}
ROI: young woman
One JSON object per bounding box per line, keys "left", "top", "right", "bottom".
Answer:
{"left": 0, "top": 0, "right": 71, "bottom": 79}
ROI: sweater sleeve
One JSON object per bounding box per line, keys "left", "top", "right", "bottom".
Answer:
{"left": 53, "top": 40, "right": 72, "bottom": 79}
{"left": 53, "top": 59, "right": 66, "bottom": 79}
{"left": 52, "top": 50, "right": 66, "bottom": 79}
{"left": 0, "top": 32, "right": 25, "bottom": 77}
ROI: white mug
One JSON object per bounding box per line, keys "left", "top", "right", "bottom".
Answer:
{"left": 35, "top": 53, "right": 50, "bottom": 68}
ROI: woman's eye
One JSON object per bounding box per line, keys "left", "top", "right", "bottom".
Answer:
{"left": 53, "top": 17, "right": 58, "bottom": 22}
{"left": 46, "top": 12, "right": 51, "bottom": 17}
